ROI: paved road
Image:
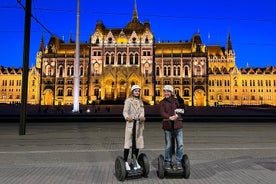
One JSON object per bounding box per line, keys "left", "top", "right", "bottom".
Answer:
{"left": 0, "top": 122, "right": 276, "bottom": 183}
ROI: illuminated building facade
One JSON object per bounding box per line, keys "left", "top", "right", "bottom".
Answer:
{"left": 1, "top": 2, "right": 276, "bottom": 106}
{"left": 0, "top": 66, "right": 40, "bottom": 104}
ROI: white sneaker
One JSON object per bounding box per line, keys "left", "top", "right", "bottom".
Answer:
{"left": 134, "top": 161, "right": 141, "bottom": 170}
{"left": 125, "top": 162, "right": 131, "bottom": 171}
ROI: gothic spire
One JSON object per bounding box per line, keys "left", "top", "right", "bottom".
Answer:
{"left": 39, "top": 32, "right": 45, "bottom": 52}
{"left": 226, "top": 31, "right": 233, "bottom": 51}
{"left": 132, "top": 0, "right": 138, "bottom": 21}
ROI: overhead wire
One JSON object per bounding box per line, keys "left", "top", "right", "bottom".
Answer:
{"left": 2, "top": 2, "right": 276, "bottom": 47}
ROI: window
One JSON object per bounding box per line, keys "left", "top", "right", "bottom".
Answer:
{"left": 67, "top": 89, "right": 72, "bottom": 96}
{"left": 145, "top": 37, "right": 149, "bottom": 44}
{"left": 132, "top": 37, "right": 136, "bottom": 44}
{"left": 195, "top": 66, "right": 201, "bottom": 76}
{"left": 164, "top": 80, "right": 170, "bottom": 85}
{"left": 105, "top": 54, "right": 110, "bottom": 65}
{"left": 71, "top": 67, "right": 74, "bottom": 76}
{"left": 67, "top": 67, "right": 70, "bottom": 76}
{"left": 59, "top": 67, "right": 63, "bottom": 77}
{"left": 58, "top": 89, "right": 63, "bottom": 96}
{"left": 184, "top": 89, "right": 189, "bottom": 96}
{"left": 156, "top": 90, "right": 160, "bottom": 96}
{"left": 135, "top": 53, "right": 139, "bottom": 65}
{"left": 130, "top": 53, "right": 134, "bottom": 65}
{"left": 111, "top": 53, "right": 114, "bottom": 65}
{"left": 118, "top": 53, "right": 122, "bottom": 65}
{"left": 144, "top": 89, "right": 149, "bottom": 96}
{"left": 108, "top": 37, "right": 112, "bottom": 44}
{"left": 184, "top": 66, "right": 189, "bottom": 77}
{"left": 80, "top": 67, "right": 83, "bottom": 76}
{"left": 163, "top": 66, "right": 167, "bottom": 76}
{"left": 168, "top": 67, "right": 171, "bottom": 76}
{"left": 123, "top": 53, "right": 126, "bottom": 64}
{"left": 156, "top": 67, "right": 160, "bottom": 76}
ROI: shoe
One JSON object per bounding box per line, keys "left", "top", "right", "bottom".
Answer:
{"left": 125, "top": 162, "right": 131, "bottom": 171}
{"left": 134, "top": 161, "right": 141, "bottom": 170}
{"left": 174, "top": 162, "right": 182, "bottom": 170}
{"left": 164, "top": 162, "right": 172, "bottom": 171}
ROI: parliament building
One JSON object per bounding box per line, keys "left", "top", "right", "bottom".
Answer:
{"left": 1, "top": 2, "right": 276, "bottom": 106}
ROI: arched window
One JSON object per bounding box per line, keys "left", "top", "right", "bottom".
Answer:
{"left": 130, "top": 53, "right": 134, "bottom": 65}
{"left": 46, "top": 65, "right": 51, "bottom": 76}
{"left": 145, "top": 37, "right": 149, "bottom": 44}
{"left": 111, "top": 53, "right": 114, "bottom": 64}
{"left": 168, "top": 66, "right": 171, "bottom": 76}
{"left": 156, "top": 67, "right": 160, "bottom": 76}
{"left": 67, "top": 67, "right": 70, "bottom": 76}
{"left": 105, "top": 53, "right": 110, "bottom": 65}
{"left": 80, "top": 66, "right": 83, "bottom": 76}
{"left": 67, "top": 88, "right": 72, "bottom": 96}
{"left": 135, "top": 53, "right": 139, "bottom": 64}
{"left": 71, "top": 67, "right": 74, "bottom": 76}
{"left": 59, "top": 66, "right": 63, "bottom": 77}
{"left": 184, "top": 66, "right": 189, "bottom": 77}
{"left": 173, "top": 66, "right": 177, "bottom": 76}
{"left": 163, "top": 66, "right": 167, "bottom": 76}
{"left": 118, "top": 53, "right": 122, "bottom": 65}
{"left": 123, "top": 53, "right": 126, "bottom": 64}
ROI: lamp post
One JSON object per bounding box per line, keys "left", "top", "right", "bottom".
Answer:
{"left": 19, "top": 0, "right": 32, "bottom": 135}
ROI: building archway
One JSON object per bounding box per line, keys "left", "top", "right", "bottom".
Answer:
{"left": 194, "top": 89, "right": 205, "bottom": 106}
{"left": 43, "top": 89, "right": 54, "bottom": 105}
{"left": 118, "top": 80, "right": 127, "bottom": 100}
{"left": 104, "top": 80, "right": 114, "bottom": 100}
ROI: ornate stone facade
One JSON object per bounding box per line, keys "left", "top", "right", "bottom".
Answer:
{"left": 1, "top": 2, "right": 275, "bottom": 106}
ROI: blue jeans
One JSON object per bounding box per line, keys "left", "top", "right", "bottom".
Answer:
{"left": 164, "top": 128, "right": 184, "bottom": 163}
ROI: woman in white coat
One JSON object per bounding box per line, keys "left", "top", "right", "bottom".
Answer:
{"left": 122, "top": 85, "right": 145, "bottom": 170}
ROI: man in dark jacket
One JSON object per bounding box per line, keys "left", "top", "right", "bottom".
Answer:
{"left": 159, "top": 85, "right": 184, "bottom": 171}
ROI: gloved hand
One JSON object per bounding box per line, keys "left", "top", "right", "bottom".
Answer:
{"left": 139, "top": 116, "right": 145, "bottom": 122}
{"left": 169, "top": 114, "right": 178, "bottom": 121}
{"left": 126, "top": 116, "right": 133, "bottom": 122}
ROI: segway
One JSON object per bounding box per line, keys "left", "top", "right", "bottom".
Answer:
{"left": 115, "top": 118, "right": 150, "bottom": 181}
{"left": 157, "top": 109, "right": 190, "bottom": 179}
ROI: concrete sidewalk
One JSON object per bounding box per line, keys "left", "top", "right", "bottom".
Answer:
{"left": 0, "top": 121, "right": 276, "bottom": 183}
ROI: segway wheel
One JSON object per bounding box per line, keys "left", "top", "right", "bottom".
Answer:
{"left": 138, "top": 153, "right": 150, "bottom": 177}
{"left": 115, "top": 156, "right": 126, "bottom": 181}
{"left": 182, "top": 154, "right": 190, "bottom": 179}
{"left": 157, "top": 154, "right": 165, "bottom": 179}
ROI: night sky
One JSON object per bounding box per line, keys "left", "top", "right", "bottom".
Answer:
{"left": 1, "top": 0, "right": 276, "bottom": 68}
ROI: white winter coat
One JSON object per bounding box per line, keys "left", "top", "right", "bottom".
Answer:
{"left": 122, "top": 96, "right": 145, "bottom": 149}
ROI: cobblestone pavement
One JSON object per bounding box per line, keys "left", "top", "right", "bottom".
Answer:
{"left": 0, "top": 122, "right": 276, "bottom": 184}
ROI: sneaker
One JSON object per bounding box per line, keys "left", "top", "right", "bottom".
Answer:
{"left": 174, "top": 162, "right": 182, "bottom": 170}
{"left": 125, "top": 162, "right": 131, "bottom": 171}
{"left": 164, "top": 162, "right": 172, "bottom": 171}
{"left": 134, "top": 161, "right": 141, "bottom": 170}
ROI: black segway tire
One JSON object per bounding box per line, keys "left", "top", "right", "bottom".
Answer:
{"left": 157, "top": 154, "right": 165, "bottom": 179}
{"left": 115, "top": 156, "right": 126, "bottom": 181}
{"left": 138, "top": 153, "right": 150, "bottom": 177}
{"left": 182, "top": 154, "right": 190, "bottom": 179}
